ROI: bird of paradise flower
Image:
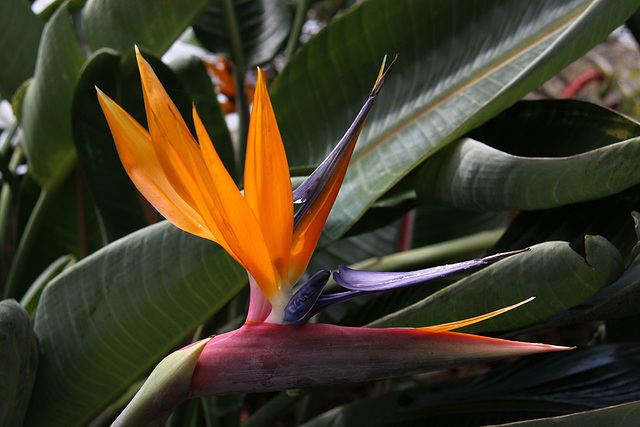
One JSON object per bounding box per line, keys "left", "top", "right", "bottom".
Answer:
{"left": 96, "top": 48, "right": 569, "bottom": 425}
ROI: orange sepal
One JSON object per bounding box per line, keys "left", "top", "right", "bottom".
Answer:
{"left": 419, "top": 297, "right": 537, "bottom": 333}
{"left": 244, "top": 69, "right": 293, "bottom": 285}
{"left": 193, "top": 107, "right": 281, "bottom": 299}
{"left": 96, "top": 89, "right": 211, "bottom": 241}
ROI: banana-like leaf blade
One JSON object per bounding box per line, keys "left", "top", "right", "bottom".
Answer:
{"left": 415, "top": 136, "right": 640, "bottom": 211}
{"left": 20, "top": 3, "right": 85, "bottom": 185}
{"left": 25, "top": 222, "right": 247, "bottom": 426}
{"left": 271, "top": 0, "right": 640, "bottom": 241}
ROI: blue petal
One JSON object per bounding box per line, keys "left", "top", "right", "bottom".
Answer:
{"left": 292, "top": 55, "right": 398, "bottom": 229}
{"left": 333, "top": 249, "right": 529, "bottom": 291}
{"left": 283, "top": 270, "right": 331, "bottom": 324}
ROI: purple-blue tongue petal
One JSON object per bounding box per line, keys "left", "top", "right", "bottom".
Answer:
{"left": 283, "top": 270, "right": 331, "bottom": 324}
{"left": 333, "top": 249, "right": 529, "bottom": 291}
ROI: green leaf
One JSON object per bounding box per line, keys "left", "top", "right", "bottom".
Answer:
{"left": 416, "top": 135, "right": 640, "bottom": 211}
{"left": 415, "top": 100, "right": 640, "bottom": 211}
{"left": 192, "top": 0, "right": 292, "bottom": 67}
{"left": 535, "top": 253, "right": 640, "bottom": 327}
{"left": 271, "top": 0, "right": 640, "bottom": 241}
{"left": 304, "top": 344, "right": 640, "bottom": 426}
{"left": 169, "top": 56, "right": 236, "bottom": 181}
{"left": 503, "top": 401, "right": 640, "bottom": 426}
{"left": 0, "top": 299, "right": 38, "bottom": 427}
{"left": 0, "top": 0, "right": 43, "bottom": 99}
{"left": 369, "top": 235, "right": 624, "bottom": 332}
{"left": 82, "top": 0, "right": 209, "bottom": 57}
{"left": 25, "top": 222, "right": 247, "bottom": 426}
{"left": 71, "top": 49, "right": 152, "bottom": 240}
{"left": 20, "top": 2, "right": 85, "bottom": 186}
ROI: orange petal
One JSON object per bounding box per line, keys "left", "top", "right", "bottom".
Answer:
{"left": 419, "top": 297, "right": 536, "bottom": 333}
{"left": 244, "top": 69, "right": 293, "bottom": 284}
{"left": 135, "top": 49, "right": 258, "bottom": 274}
{"left": 96, "top": 89, "right": 211, "bottom": 241}
{"left": 133, "top": 50, "right": 280, "bottom": 297}
{"left": 193, "top": 108, "right": 280, "bottom": 299}
{"left": 134, "top": 51, "right": 242, "bottom": 261}
{"left": 135, "top": 48, "right": 204, "bottom": 213}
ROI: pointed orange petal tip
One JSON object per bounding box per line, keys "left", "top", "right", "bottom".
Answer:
{"left": 420, "top": 297, "right": 537, "bottom": 333}
{"left": 374, "top": 55, "right": 387, "bottom": 87}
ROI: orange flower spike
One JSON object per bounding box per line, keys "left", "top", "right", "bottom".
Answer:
{"left": 245, "top": 69, "right": 294, "bottom": 289}
{"left": 135, "top": 49, "right": 204, "bottom": 214}
{"left": 191, "top": 107, "right": 280, "bottom": 300}
{"left": 95, "top": 89, "right": 211, "bottom": 241}
{"left": 125, "top": 48, "right": 278, "bottom": 300}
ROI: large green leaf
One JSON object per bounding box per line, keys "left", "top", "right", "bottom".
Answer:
{"left": 82, "top": 0, "right": 209, "bottom": 57}
{"left": 271, "top": 0, "right": 640, "bottom": 241}
{"left": 0, "top": 0, "right": 43, "bottom": 99}
{"left": 192, "top": 0, "right": 292, "bottom": 67}
{"left": 369, "top": 235, "right": 623, "bottom": 332}
{"left": 528, "top": 252, "right": 640, "bottom": 329}
{"left": 25, "top": 222, "right": 247, "bottom": 426}
{"left": 304, "top": 344, "right": 640, "bottom": 426}
{"left": 0, "top": 300, "right": 38, "bottom": 427}
{"left": 20, "top": 2, "right": 85, "bottom": 186}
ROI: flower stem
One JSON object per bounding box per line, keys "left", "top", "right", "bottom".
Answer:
{"left": 283, "top": 0, "right": 309, "bottom": 63}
